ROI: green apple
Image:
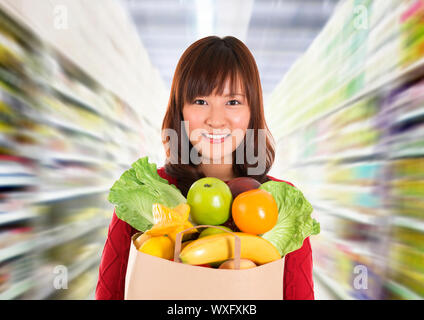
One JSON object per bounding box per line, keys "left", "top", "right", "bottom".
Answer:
{"left": 199, "top": 226, "right": 232, "bottom": 238}
{"left": 187, "top": 177, "right": 233, "bottom": 225}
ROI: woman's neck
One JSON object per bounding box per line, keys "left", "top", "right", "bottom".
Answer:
{"left": 199, "top": 162, "right": 235, "bottom": 182}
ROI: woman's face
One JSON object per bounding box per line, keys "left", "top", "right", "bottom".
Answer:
{"left": 182, "top": 78, "right": 251, "bottom": 163}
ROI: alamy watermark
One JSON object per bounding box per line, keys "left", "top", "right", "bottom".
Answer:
{"left": 353, "top": 264, "right": 368, "bottom": 290}
{"left": 162, "top": 121, "right": 267, "bottom": 175}
{"left": 53, "top": 5, "right": 68, "bottom": 30}
{"left": 53, "top": 265, "right": 68, "bottom": 290}
{"left": 353, "top": 5, "right": 369, "bottom": 30}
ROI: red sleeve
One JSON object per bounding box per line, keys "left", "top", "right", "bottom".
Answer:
{"left": 95, "top": 167, "right": 173, "bottom": 300}
{"left": 283, "top": 237, "right": 314, "bottom": 300}
{"left": 95, "top": 209, "right": 137, "bottom": 300}
{"left": 267, "top": 176, "right": 314, "bottom": 299}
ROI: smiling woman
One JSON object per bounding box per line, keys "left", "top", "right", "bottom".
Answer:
{"left": 96, "top": 36, "right": 315, "bottom": 301}
{"left": 161, "top": 36, "right": 276, "bottom": 197}
{"left": 182, "top": 78, "right": 250, "bottom": 169}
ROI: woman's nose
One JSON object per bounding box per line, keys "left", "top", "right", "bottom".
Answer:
{"left": 205, "top": 106, "right": 227, "bottom": 129}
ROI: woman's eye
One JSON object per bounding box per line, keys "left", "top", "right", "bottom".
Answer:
{"left": 194, "top": 99, "right": 207, "bottom": 105}
{"left": 227, "top": 100, "right": 241, "bottom": 105}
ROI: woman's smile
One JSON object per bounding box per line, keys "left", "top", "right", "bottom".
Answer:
{"left": 201, "top": 132, "right": 232, "bottom": 144}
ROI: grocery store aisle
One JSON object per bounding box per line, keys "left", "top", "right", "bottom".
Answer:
{"left": 267, "top": 0, "right": 424, "bottom": 300}
{"left": 1, "top": 0, "right": 424, "bottom": 300}
{"left": 314, "top": 275, "right": 337, "bottom": 300}
{"left": 0, "top": 0, "right": 166, "bottom": 299}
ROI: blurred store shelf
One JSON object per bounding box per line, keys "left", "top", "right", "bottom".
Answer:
{"left": 384, "top": 279, "right": 423, "bottom": 300}
{"left": 0, "top": 277, "right": 33, "bottom": 300}
{"left": 0, "top": 238, "right": 35, "bottom": 264}
{"left": 28, "top": 186, "right": 111, "bottom": 204}
{"left": 270, "top": 0, "right": 424, "bottom": 300}
{"left": 313, "top": 267, "right": 354, "bottom": 300}
{"left": 0, "top": 0, "right": 161, "bottom": 299}
{"left": 0, "top": 209, "right": 37, "bottom": 226}
{"left": 33, "top": 250, "right": 102, "bottom": 300}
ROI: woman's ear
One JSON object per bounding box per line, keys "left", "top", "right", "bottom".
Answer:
{"left": 161, "top": 132, "right": 171, "bottom": 160}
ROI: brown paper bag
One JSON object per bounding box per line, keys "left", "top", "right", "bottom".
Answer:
{"left": 125, "top": 225, "right": 284, "bottom": 300}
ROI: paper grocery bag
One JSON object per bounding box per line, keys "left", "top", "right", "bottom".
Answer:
{"left": 125, "top": 225, "right": 285, "bottom": 300}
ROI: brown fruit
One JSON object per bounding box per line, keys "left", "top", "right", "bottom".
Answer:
{"left": 218, "top": 258, "right": 257, "bottom": 270}
{"left": 227, "top": 177, "right": 261, "bottom": 199}
{"left": 222, "top": 215, "right": 240, "bottom": 232}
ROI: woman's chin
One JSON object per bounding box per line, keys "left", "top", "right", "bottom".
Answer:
{"left": 199, "top": 154, "right": 233, "bottom": 165}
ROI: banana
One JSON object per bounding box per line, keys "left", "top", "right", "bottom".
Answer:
{"left": 181, "top": 240, "right": 194, "bottom": 250}
{"left": 179, "top": 232, "right": 281, "bottom": 265}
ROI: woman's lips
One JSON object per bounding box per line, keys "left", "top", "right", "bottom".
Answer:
{"left": 202, "top": 133, "right": 231, "bottom": 144}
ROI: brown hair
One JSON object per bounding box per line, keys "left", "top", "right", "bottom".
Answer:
{"left": 161, "top": 36, "right": 275, "bottom": 197}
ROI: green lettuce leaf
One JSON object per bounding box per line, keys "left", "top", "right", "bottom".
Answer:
{"left": 259, "top": 181, "right": 320, "bottom": 257}
{"left": 108, "top": 156, "right": 186, "bottom": 231}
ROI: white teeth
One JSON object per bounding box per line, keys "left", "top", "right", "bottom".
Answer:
{"left": 203, "top": 133, "right": 230, "bottom": 139}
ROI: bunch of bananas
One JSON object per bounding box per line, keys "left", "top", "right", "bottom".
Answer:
{"left": 179, "top": 232, "right": 281, "bottom": 267}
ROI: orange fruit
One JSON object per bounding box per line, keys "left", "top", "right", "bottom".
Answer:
{"left": 231, "top": 189, "right": 279, "bottom": 235}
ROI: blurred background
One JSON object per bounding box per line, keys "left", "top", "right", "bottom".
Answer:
{"left": 0, "top": 0, "right": 422, "bottom": 300}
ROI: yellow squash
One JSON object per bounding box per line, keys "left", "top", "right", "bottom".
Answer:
{"left": 138, "top": 235, "right": 174, "bottom": 260}
{"left": 134, "top": 233, "right": 151, "bottom": 250}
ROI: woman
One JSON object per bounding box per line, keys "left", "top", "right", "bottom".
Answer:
{"left": 95, "top": 36, "right": 314, "bottom": 300}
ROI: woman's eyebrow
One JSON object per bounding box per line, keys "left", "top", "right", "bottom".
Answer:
{"left": 224, "top": 93, "right": 245, "bottom": 97}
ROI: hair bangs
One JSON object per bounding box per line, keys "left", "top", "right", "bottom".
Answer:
{"left": 182, "top": 43, "right": 247, "bottom": 105}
